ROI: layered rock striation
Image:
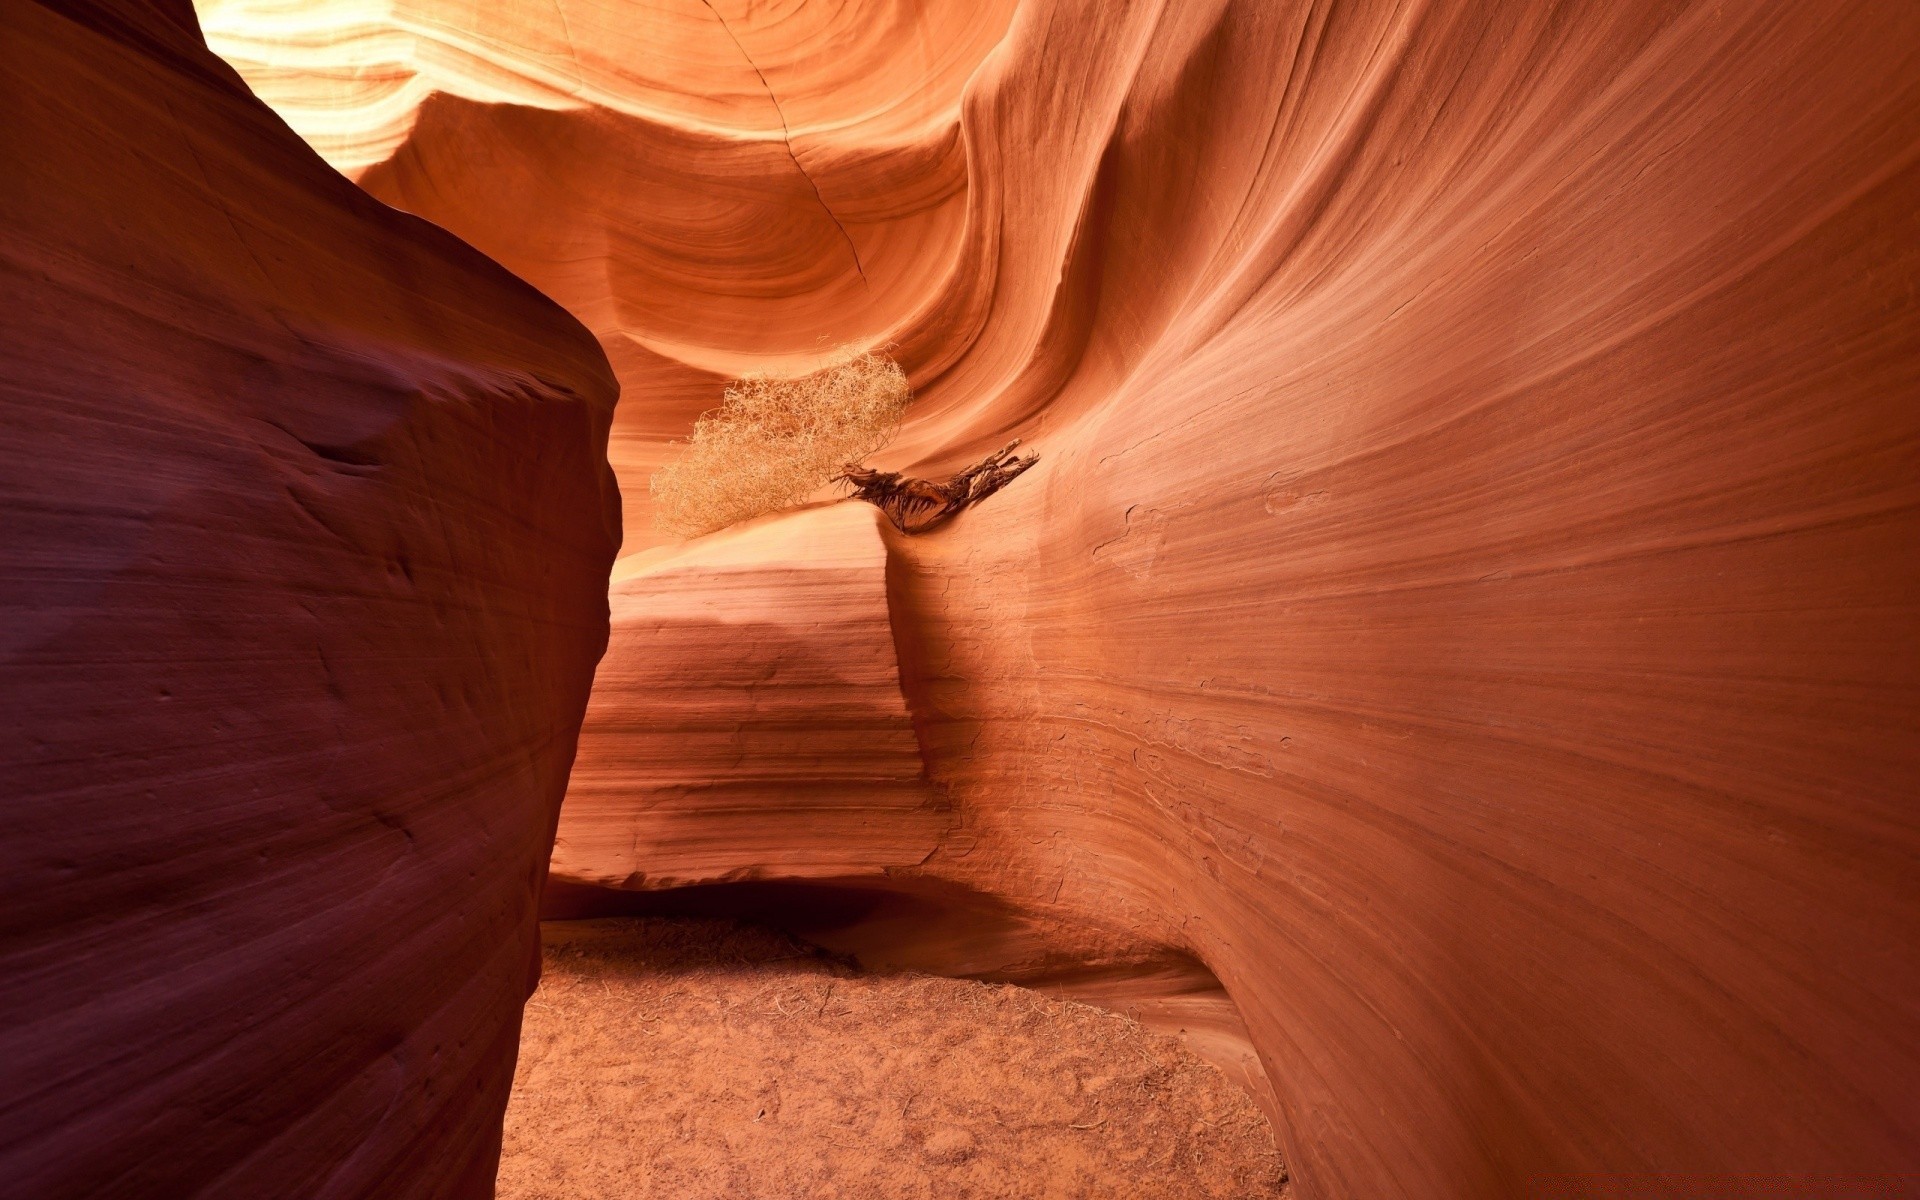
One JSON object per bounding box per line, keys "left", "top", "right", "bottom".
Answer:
{"left": 1, "top": 2, "right": 620, "bottom": 1196}
{"left": 197, "top": 0, "right": 1920, "bottom": 1196}
{"left": 553, "top": 503, "right": 941, "bottom": 891}
{"left": 197, "top": 0, "right": 1021, "bottom": 541}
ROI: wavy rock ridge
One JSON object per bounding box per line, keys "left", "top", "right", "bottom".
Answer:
{"left": 1, "top": 2, "right": 619, "bottom": 1196}
{"left": 168, "top": 0, "right": 1920, "bottom": 1196}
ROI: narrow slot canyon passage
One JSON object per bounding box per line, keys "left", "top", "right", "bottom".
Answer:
{"left": 4, "top": 2, "right": 1916, "bottom": 1199}
{"left": 525, "top": 500, "right": 1299, "bottom": 1192}
{"left": 499, "top": 919, "right": 1286, "bottom": 1199}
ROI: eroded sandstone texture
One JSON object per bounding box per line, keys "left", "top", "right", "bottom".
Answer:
{"left": 186, "top": 0, "right": 1920, "bottom": 1196}
{"left": 0, "top": 2, "right": 619, "bottom": 1196}
{"left": 553, "top": 503, "right": 941, "bottom": 891}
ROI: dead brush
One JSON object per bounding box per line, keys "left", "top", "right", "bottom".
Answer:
{"left": 651, "top": 348, "right": 910, "bottom": 538}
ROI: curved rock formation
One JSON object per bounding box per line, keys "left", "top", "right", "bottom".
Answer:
{"left": 198, "top": 0, "right": 1022, "bottom": 541}
{"left": 553, "top": 503, "right": 940, "bottom": 891}
{"left": 201, "top": 0, "right": 1920, "bottom": 1197}
{"left": 1, "top": 3, "right": 619, "bottom": 1197}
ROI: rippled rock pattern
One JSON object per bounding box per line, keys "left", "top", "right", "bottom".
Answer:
{"left": 554, "top": 503, "right": 941, "bottom": 891}
{"left": 1, "top": 2, "right": 620, "bottom": 1196}
{"left": 176, "top": 0, "right": 1920, "bottom": 1195}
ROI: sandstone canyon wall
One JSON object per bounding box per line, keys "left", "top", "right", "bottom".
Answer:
{"left": 1, "top": 2, "right": 620, "bottom": 1197}
{"left": 552, "top": 502, "right": 943, "bottom": 891}
{"left": 189, "top": 0, "right": 1920, "bottom": 1196}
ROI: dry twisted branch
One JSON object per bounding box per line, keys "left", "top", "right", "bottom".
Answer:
{"left": 835, "top": 440, "right": 1038, "bottom": 533}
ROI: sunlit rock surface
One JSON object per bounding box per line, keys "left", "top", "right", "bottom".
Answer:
{"left": 0, "top": 2, "right": 619, "bottom": 1196}
{"left": 202, "top": 0, "right": 1920, "bottom": 1196}
{"left": 198, "top": 0, "right": 1021, "bottom": 541}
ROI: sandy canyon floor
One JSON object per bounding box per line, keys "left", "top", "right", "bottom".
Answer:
{"left": 498, "top": 919, "right": 1287, "bottom": 1199}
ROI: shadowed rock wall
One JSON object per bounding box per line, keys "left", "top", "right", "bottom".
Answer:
{"left": 0, "top": 3, "right": 619, "bottom": 1196}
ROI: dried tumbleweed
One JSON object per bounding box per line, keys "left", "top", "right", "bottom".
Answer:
{"left": 653, "top": 349, "right": 910, "bottom": 538}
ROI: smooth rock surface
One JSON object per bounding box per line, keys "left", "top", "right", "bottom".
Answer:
{"left": 0, "top": 3, "right": 619, "bottom": 1197}
{"left": 205, "top": 1, "right": 1920, "bottom": 1197}
{"left": 197, "top": 0, "right": 1021, "bottom": 542}
{"left": 553, "top": 503, "right": 941, "bottom": 891}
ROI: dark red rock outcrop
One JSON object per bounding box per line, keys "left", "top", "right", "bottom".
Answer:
{"left": 0, "top": 3, "right": 619, "bottom": 1196}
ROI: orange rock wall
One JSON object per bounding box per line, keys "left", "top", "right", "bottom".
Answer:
{"left": 875, "top": 6, "right": 1920, "bottom": 1195}
{"left": 199, "top": 0, "right": 1920, "bottom": 1196}
{"left": 0, "top": 3, "right": 619, "bottom": 1196}
{"left": 554, "top": 504, "right": 942, "bottom": 890}
{"left": 197, "top": 0, "right": 1021, "bottom": 541}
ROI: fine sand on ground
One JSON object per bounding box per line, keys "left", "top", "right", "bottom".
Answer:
{"left": 498, "top": 918, "right": 1288, "bottom": 1199}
